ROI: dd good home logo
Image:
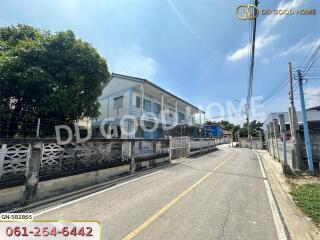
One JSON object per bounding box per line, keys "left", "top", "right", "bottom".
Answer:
{"left": 236, "top": 4, "right": 259, "bottom": 20}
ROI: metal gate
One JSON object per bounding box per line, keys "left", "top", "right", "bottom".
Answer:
{"left": 170, "top": 137, "right": 190, "bottom": 159}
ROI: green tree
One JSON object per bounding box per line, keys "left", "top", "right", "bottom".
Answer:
{"left": 217, "top": 120, "right": 235, "bottom": 131}
{"left": 239, "top": 120, "right": 263, "bottom": 137}
{"left": 0, "top": 24, "right": 109, "bottom": 137}
{"left": 205, "top": 119, "right": 263, "bottom": 138}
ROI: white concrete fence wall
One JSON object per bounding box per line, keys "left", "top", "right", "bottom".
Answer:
{"left": 170, "top": 137, "right": 222, "bottom": 159}
{"left": 0, "top": 137, "right": 222, "bottom": 210}
{"left": 266, "top": 138, "right": 294, "bottom": 168}
{"left": 238, "top": 137, "right": 263, "bottom": 149}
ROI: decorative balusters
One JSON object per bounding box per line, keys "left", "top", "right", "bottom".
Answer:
{"left": 0, "top": 144, "right": 31, "bottom": 180}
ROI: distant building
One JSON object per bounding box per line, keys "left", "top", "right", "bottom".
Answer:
{"left": 264, "top": 108, "right": 320, "bottom": 166}
{"left": 263, "top": 110, "right": 320, "bottom": 137}
{"left": 203, "top": 125, "right": 223, "bottom": 138}
{"left": 222, "top": 130, "right": 232, "bottom": 142}
{"left": 308, "top": 106, "right": 320, "bottom": 111}
{"left": 92, "top": 73, "right": 205, "bottom": 139}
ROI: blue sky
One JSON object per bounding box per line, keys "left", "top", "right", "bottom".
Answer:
{"left": 1, "top": 0, "right": 319, "bottom": 123}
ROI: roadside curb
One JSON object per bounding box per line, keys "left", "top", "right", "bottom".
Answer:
{"left": 256, "top": 150, "right": 320, "bottom": 240}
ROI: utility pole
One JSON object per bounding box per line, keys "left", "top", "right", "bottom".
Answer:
{"left": 245, "top": 0, "right": 258, "bottom": 150}
{"left": 289, "top": 62, "right": 294, "bottom": 106}
{"left": 279, "top": 114, "right": 287, "bottom": 165}
{"left": 247, "top": 115, "right": 250, "bottom": 140}
{"left": 237, "top": 131, "right": 240, "bottom": 147}
{"left": 288, "top": 62, "right": 301, "bottom": 169}
{"left": 245, "top": 104, "right": 251, "bottom": 149}
{"left": 297, "top": 70, "right": 314, "bottom": 173}
{"left": 231, "top": 131, "right": 234, "bottom": 147}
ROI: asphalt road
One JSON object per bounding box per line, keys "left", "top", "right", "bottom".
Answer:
{"left": 34, "top": 145, "right": 283, "bottom": 240}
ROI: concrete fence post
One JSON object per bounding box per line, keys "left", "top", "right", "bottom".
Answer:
{"left": 279, "top": 114, "right": 288, "bottom": 165}
{"left": 187, "top": 137, "right": 191, "bottom": 157}
{"left": 169, "top": 137, "right": 172, "bottom": 163}
{"left": 266, "top": 124, "right": 271, "bottom": 155}
{"left": 0, "top": 144, "right": 6, "bottom": 178}
{"left": 273, "top": 119, "right": 281, "bottom": 161}
{"left": 259, "top": 130, "right": 263, "bottom": 150}
{"left": 130, "top": 141, "right": 135, "bottom": 174}
{"left": 269, "top": 122, "right": 275, "bottom": 159}
{"left": 289, "top": 107, "right": 302, "bottom": 170}
{"left": 151, "top": 141, "right": 156, "bottom": 167}
{"left": 22, "top": 141, "right": 43, "bottom": 205}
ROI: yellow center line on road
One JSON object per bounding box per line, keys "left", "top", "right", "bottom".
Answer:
{"left": 122, "top": 152, "right": 235, "bottom": 240}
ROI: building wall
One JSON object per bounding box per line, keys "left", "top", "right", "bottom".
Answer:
{"left": 101, "top": 76, "right": 140, "bottom": 96}
{"left": 93, "top": 75, "right": 201, "bottom": 139}
{"left": 97, "top": 90, "right": 131, "bottom": 121}
{"left": 266, "top": 137, "right": 294, "bottom": 168}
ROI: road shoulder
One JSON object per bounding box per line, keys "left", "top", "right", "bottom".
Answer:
{"left": 256, "top": 150, "right": 320, "bottom": 240}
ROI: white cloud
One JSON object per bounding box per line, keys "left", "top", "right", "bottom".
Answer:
{"left": 276, "top": 36, "right": 320, "bottom": 57}
{"left": 226, "top": 0, "right": 305, "bottom": 62}
{"left": 261, "top": 0, "right": 304, "bottom": 33}
{"left": 261, "top": 58, "right": 270, "bottom": 64}
{"left": 110, "top": 45, "right": 158, "bottom": 80}
{"left": 226, "top": 44, "right": 248, "bottom": 62}
{"left": 226, "top": 34, "right": 279, "bottom": 61}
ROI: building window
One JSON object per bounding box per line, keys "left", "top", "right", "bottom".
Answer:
{"left": 167, "top": 108, "right": 175, "bottom": 119}
{"left": 114, "top": 96, "right": 123, "bottom": 109}
{"left": 136, "top": 96, "right": 141, "bottom": 108}
{"left": 153, "top": 102, "right": 161, "bottom": 117}
{"left": 178, "top": 112, "right": 185, "bottom": 123}
{"left": 144, "top": 99, "right": 151, "bottom": 112}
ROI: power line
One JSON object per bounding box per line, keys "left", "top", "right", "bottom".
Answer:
{"left": 302, "top": 38, "right": 320, "bottom": 75}
{"left": 260, "top": 75, "right": 288, "bottom": 105}
{"left": 251, "top": 38, "right": 320, "bottom": 107}
{"left": 298, "top": 35, "right": 320, "bottom": 67}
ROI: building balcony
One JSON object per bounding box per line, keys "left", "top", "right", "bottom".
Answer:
{"left": 130, "top": 106, "right": 183, "bottom": 126}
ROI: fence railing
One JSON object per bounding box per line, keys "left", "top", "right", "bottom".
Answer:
{"left": 170, "top": 137, "right": 189, "bottom": 159}
{"left": 0, "top": 137, "right": 223, "bottom": 207}
{"left": 0, "top": 138, "right": 170, "bottom": 188}
{"left": 0, "top": 137, "right": 224, "bottom": 189}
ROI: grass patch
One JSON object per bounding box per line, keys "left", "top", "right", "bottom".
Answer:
{"left": 291, "top": 183, "right": 320, "bottom": 224}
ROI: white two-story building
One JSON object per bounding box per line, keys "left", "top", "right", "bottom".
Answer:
{"left": 92, "top": 73, "right": 205, "bottom": 139}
